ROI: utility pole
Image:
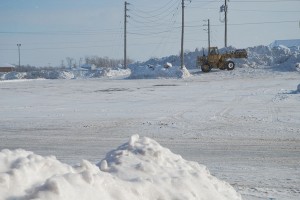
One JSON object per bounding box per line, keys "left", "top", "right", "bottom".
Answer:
{"left": 17, "top": 44, "right": 21, "bottom": 67}
{"left": 203, "top": 19, "right": 210, "bottom": 55}
{"left": 208, "top": 19, "right": 210, "bottom": 51}
{"left": 180, "top": 0, "right": 184, "bottom": 69}
{"left": 124, "top": 1, "right": 129, "bottom": 69}
{"left": 224, "top": 0, "right": 228, "bottom": 48}
{"left": 205, "top": 19, "right": 211, "bottom": 52}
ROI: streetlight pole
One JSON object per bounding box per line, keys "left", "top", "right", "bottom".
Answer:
{"left": 17, "top": 44, "right": 21, "bottom": 67}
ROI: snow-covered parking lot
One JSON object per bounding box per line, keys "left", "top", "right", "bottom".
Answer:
{"left": 0, "top": 67, "right": 299, "bottom": 200}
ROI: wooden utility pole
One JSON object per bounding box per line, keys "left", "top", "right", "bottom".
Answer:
{"left": 17, "top": 44, "right": 21, "bottom": 67}
{"left": 203, "top": 19, "right": 211, "bottom": 54}
{"left": 224, "top": 0, "right": 228, "bottom": 47}
{"left": 124, "top": 1, "right": 129, "bottom": 69}
{"left": 180, "top": 0, "right": 184, "bottom": 69}
{"left": 208, "top": 19, "right": 211, "bottom": 51}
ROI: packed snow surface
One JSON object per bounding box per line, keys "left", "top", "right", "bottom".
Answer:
{"left": 0, "top": 135, "right": 241, "bottom": 200}
{"left": 0, "top": 45, "right": 299, "bottom": 200}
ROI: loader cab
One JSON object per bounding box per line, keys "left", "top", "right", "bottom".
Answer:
{"left": 209, "top": 47, "right": 219, "bottom": 55}
{"left": 208, "top": 47, "right": 221, "bottom": 64}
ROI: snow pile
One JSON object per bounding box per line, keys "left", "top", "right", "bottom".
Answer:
{"left": 105, "top": 68, "right": 131, "bottom": 77}
{"left": 128, "top": 65, "right": 191, "bottom": 79}
{"left": 295, "top": 63, "right": 300, "bottom": 72}
{"left": 131, "top": 51, "right": 199, "bottom": 70}
{"left": 225, "top": 45, "right": 300, "bottom": 71}
{"left": 132, "top": 45, "right": 300, "bottom": 72}
{"left": 23, "top": 70, "right": 75, "bottom": 79}
{"left": 270, "top": 39, "right": 300, "bottom": 48}
{"left": 1, "top": 71, "right": 26, "bottom": 80}
{"left": 0, "top": 68, "right": 130, "bottom": 81}
{"left": 0, "top": 135, "right": 241, "bottom": 200}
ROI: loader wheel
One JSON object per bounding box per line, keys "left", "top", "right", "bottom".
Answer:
{"left": 201, "top": 64, "right": 211, "bottom": 73}
{"left": 226, "top": 61, "right": 235, "bottom": 70}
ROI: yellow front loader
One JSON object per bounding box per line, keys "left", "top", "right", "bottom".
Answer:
{"left": 197, "top": 47, "right": 247, "bottom": 72}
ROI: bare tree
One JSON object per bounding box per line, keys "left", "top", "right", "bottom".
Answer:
{"left": 60, "top": 60, "right": 65, "bottom": 69}
{"left": 83, "top": 56, "right": 133, "bottom": 68}
{"left": 65, "top": 57, "right": 74, "bottom": 68}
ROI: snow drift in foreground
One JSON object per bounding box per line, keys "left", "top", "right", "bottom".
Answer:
{"left": 0, "top": 135, "right": 241, "bottom": 200}
{"left": 128, "top": 65, "right": 191, "bottom": 79}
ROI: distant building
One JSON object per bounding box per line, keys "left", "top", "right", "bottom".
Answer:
{"left": 270, "top": 39, "right": 300, "bottom": 48}
{"left": 0, "top": 64, "right": 15, "bottom": 72}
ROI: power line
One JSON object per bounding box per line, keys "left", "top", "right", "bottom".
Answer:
{"left": 128, "top": 2, "right": 180, "bottom": 27}
{"left": 128, "top": 1, "right": 181, "bottom": 37}
{"left": 130, "top": 0, "right": 180, "bottom": 19}
{"left": 0, "top": 30, "right": 122, "bottom": 36}
{"left": 0, "top": 40, "right": 207, "bottom": 52}
{"left": 151, "top": 3, "right": 181, "bottom": 56}
{"left": 130, "top": 0, "right": 180, "bottom": 14}
{"left": 184, "top": 20, "right": 299, "bottom": 28}
{"left": 192, "top": 0, "right": 300, "bottom": 2}
{"left": 216, "top": 20, "right": 300, "bottom": 26}
{"left": 230, "top": 0, "right": 300, "bottom": 2}
{"left": 230, "top": 8, "right": 300, "bottom": 13}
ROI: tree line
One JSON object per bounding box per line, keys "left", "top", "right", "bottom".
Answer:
{"left": 14, "top": 56, "right": 133, "bottom": 72}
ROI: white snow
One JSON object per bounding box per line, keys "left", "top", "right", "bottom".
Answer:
{"left": 269, "top": 39, "right": 300, "bottom": 48}
{"left": 0, "top": 68, "right": 130, "bottom": 81}
{"left": 296, "top": 63, "right": 300, "bottom": 71}
{"left": 0, "top": 45, "right": 300, "bottom": 200}
{"left": 128, "top": 65, "right": 190, "bottom": 79}
{"left": 0, "top": 135, "right": 241, "bottom": 200}
{"left": 0, "top": 63, "right": 15, "bottom": 68}
{"left": 105, "top": 68, "right": 131, "bottom": 78}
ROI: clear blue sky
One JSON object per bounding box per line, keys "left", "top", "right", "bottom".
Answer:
{"left": 0, "top": 0, "right": 299, "bottom": 67}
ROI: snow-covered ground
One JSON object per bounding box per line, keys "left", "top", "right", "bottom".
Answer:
{"left": 0, "top": 64, "right": 299, "bottom": 200}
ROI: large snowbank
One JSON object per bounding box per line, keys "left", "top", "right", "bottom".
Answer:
{"left": 236, "top": 45, "right": 300, "bottom": 71}
{"left": 132, "top": 45, "right": 300, "bottom": 72}
{"left": 270, "top": 39, "right": 300, "bottom": 48}
{"left": 0, "top": 135, "right": 241, "bottom": 200}
{"left": 128, "top": 65, "right": 191, "bottom": 79}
